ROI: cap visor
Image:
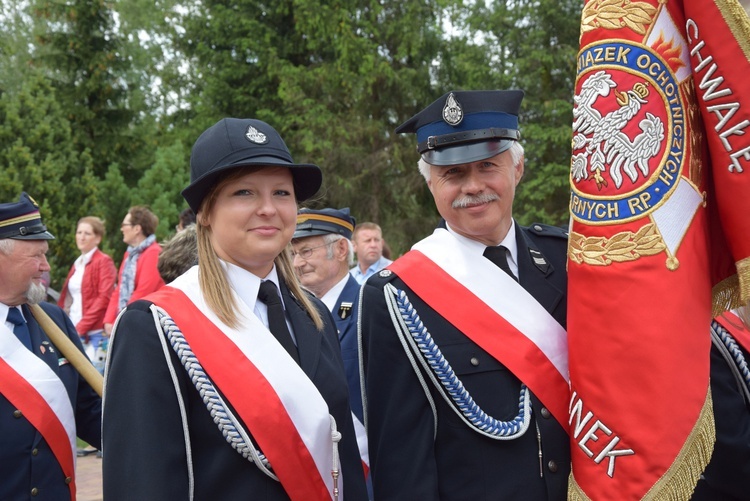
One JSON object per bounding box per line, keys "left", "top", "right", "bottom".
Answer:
{"left": 422, "top": 139, "right": 513, "bottom": 166}
{"left": 11, "top": 231, "right": 55, "bottom": 240}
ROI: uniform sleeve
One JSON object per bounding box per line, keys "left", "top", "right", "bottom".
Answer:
{"left": 359, "top": 280, "right": 440, "bottom": 500}
{"left": 692, "top": 343, "right": 750, "bottom": 499}
{"left": 53, "top": 308, "right": 103, "bottom": 449}
{"left": 102, "top": 302, "right": 190, "bottom": 499}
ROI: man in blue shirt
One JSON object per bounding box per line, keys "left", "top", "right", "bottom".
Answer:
{"left": 349, "top": 222, "right": 392, "bottom": 285}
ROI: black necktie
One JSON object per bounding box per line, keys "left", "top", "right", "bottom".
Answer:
{"left": 7, "top": 307, "right": 33, "bottom": 351}
{"left": 483, "top": 245, "right": 518, "bottom": 282}
{"left": 257, "top": 281, "right": 300, "bottom": 364}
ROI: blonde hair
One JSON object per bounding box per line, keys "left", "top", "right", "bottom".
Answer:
{"left": 196, "top": 168, "right": 323, "bottom": 330}
{"left": 78, "top": 216, "right": 106, "bottom": 237}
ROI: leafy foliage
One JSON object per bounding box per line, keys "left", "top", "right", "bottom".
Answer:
{"left": 1, "top": 0, "right": 581, "bottom": 288}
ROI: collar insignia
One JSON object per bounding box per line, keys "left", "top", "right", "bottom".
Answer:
{"left": 338, "top": 302, "right": 353, "bottom": 320}
{"left": 442, "top": 93, "right": 463, "bottom": 126}
{"left": 245, "top": 125, "right": 268, "bottom": 144}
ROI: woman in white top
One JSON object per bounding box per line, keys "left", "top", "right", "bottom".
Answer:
{"left": 58, "top": 216, "right": 116, "bottom": 369}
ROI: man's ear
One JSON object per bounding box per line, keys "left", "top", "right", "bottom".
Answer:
{"left": 335, "top": 238, "right": 349, "bottom": 260}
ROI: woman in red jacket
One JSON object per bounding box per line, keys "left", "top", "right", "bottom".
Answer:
{"left": 103, "top": 206, "right": 165, "bottom": 335}
{"left": 58, "top": 216, "right": 117, "bottom": 367}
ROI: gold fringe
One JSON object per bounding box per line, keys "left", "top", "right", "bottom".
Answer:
{"left": 643, "top": 388, "right": 715, "bottom": 500}
{"left": 712, "top": 256, "right": 750, "bottom": 317}
{"left": 737, "top": 257, "right": 750, "bottom": 304}
{"left": 713, "top": 274, "right": 741, "bottom": 317}
{"left": 568, "top": 389, "right": 715, "bottom": 500}
{"left": 715, "top": 0, "right": 750, "bottom": 62}
{"left": 567, "top": 473, "right": 591, "bottom": 501}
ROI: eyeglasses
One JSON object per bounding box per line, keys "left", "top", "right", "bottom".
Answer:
{"left": 121, "top": 223, "right": 134, "bottom": 228}
{"left": 291, "top": 242, "right": 332, "bottom": 260}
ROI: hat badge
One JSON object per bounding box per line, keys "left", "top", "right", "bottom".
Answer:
{"left": 245, "top": 125, "right": 268, "bottom": 144}
{"left": 442, "top": 93, "right": 463, "bottom": 126}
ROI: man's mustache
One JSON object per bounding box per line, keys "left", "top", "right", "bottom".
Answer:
{"left": 452, "top": 192, "right": 500, "bottom": 209}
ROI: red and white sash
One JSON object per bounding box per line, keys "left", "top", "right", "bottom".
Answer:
{"left": 0, "top": 323, "right": 77, "bottom": 500}
{"left": 390, "top": 228, "right": 570, "bottom": 426}
{"left": 149, "top": 268, "right": 340, "bottom": 500}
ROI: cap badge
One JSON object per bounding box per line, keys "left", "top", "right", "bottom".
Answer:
{"left": 245, "top": 125, "right": 268, "bottom": 144}
{"left": 442, "top": 93, "right": 463, "bottom": 126}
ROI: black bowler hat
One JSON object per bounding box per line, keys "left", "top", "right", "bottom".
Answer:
{"left": 182, "top": 118, "right": 323, "bottom": 213}
{"left": 294, "top": 208, "right": 355, "bottom": 240}
{"left": 0, "top": 192, "right": 55, "bottom": 240}
{"left": 395, "top": 90, "right": 524, "bottom": 166}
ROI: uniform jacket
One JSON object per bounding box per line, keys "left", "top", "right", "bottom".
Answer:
{"left": 58, "top": 248, "right": 117, "bottom": 336}
{"left": 103, "top": 241, "right": 164, "bottom": 325}
{"left": 359, "top": 222, "right": 570, "bottom": 500}
{"left": 0, "top": 302, "right": 102, "bottom": 501}
{"left": 691, "top": 320, "right": 750, "bottom": 500}
{"left": 334, "top": 274, "right": 364, "bottom": 419}
{"left": 102, "top": 280, "right": 368, "bottom": 500}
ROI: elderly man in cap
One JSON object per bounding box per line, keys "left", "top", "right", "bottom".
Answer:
{"left": 0, "top": 192, "right": 102, "bottom": 500}
{"left": 358, "top": 91, "right": 570, "bottom": 500}
{"left": 291, "top": 208, "right": 369, "bottom": 465}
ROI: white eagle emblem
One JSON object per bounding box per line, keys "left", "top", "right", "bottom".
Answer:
{"left": 245, "top": 125, "right": 268, "bottom": 144}
{"left": 442, "top": 93, "right": 463, "bottom": 126}
{"left": 571, "top": 70, "right": 665, "bottom": 190}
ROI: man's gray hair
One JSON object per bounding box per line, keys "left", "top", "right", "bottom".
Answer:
{"left": 0, "top": 238, "right": 15, "bottom": 255}
{"left": 417, "top": 141, "right": 525, "bottom": 182}
{"left": 322, "top": 233, "right": 355, "bottom": 267}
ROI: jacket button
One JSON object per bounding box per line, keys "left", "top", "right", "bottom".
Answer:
{"left": 31, "top": 487, "right": 39, "bottom": 496}
{"left": 534, "top": 224, "right": 543, "bottom": 232}
{"left": 540, "top": 407, "right": 551, "bottom": 419}
{"left": 548, "top": 460, "right": 558, "bottom": 473}
{"left": 32, "top": 448, "right": 39, "bottom": 456}
{"left": 470, "top": 357, "right": 480, "bottom": 366}
{"left": 64, "top": 476, "right": 73, "bottom": 485}
{"left": 13, "top": 409, "right": 22, "bottom": 418}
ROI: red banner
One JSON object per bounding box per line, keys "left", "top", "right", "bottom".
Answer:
{"left": 568, "top": 0, "right": 750, "bottom": 498}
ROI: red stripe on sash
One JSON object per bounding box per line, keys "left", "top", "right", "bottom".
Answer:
{"left": 389, "top": 251, "right": 569, "bottom": 426}
{"left": 716, "top": 311, "right": 750, "bottom": 355}
{"left": 148, "top": 288, "right": 331, "bottom": 501}
{"left": 0, "top": 357, "right": 75, "bottom": 500}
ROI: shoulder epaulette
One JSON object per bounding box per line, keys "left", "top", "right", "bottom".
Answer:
{"left": 527, "top": 223, "right": 569, "bottom": 239}
{"left": 365, "top": 268, "right": 398, "bottom": 286}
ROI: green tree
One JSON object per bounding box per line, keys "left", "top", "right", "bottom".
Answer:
{"left": 0, "top": 70, "right": 98, "bottom": 287}
{"left": 171, "top": 0, "right": 451, "bottom": 254}
{"left": 31, "top": 0, "right": 154, "bottom": 183}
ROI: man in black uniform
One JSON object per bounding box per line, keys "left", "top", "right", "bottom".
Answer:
{"left": 358, "top": 90, "right": 570, "bottom": 500}
{"left": 0, "top": 192, "right": 102, "bottom": 500}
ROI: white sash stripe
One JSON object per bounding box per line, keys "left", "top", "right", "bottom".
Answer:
{"left": 351, "top": 412, "right": 369, "bottom": 466}
{"left": 0, "top": 323, "right": 77, "bottom": 463}
{"left": 169, "top": 269, "right": 338, "bottom": 496}
{"left": 412, "top": 229, "right": 569, "bottom": 380}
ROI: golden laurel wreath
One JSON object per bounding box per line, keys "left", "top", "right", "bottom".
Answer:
{"left": 580, "top": 0, "right": 658, "bottom": 37}
{"left": 569, "top": 223, "right": 666, "bottom": 266}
